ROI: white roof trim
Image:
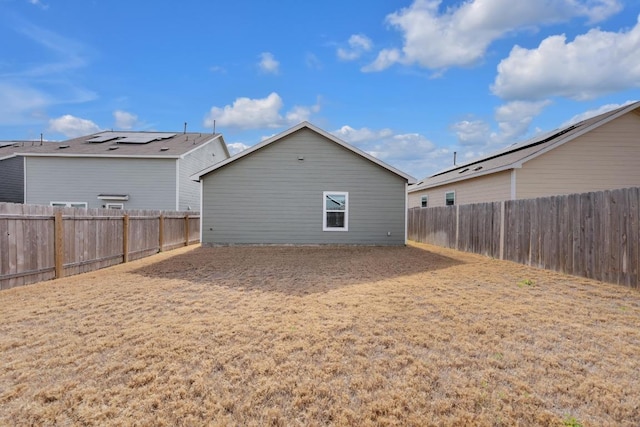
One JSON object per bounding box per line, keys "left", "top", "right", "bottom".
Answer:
{"left": 409, "top": 101, "right": 640, "bottom": 193}
{"left": 178, "top": 134, "right": 229, "bottom": 159}
{"left": 190, "top": 121, "right": 416, "bottom": 183}
{"left": 17, "top": 153, "right": 182, "bottom": 159}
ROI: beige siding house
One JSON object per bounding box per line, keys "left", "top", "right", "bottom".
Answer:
{"left": 409, "top": 102, "right": 640, "bottom": 207}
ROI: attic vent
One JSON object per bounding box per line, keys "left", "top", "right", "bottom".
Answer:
{"left": 458, "top": 168, "right": 469, "bottom": 174}
{"left": 108, "top": 146, "right": 119, "bottom": 150}
{"left": 417, "top": 181, "right": 424, "bottom": 185}
{"left": 473, "top": 166, "right": 483, "bottom": 171}
{"left": 160, "top": 147, "right": 169, "bottom": 151}
{"left": 58, "top": 145, "right": 70, "bottom": 149}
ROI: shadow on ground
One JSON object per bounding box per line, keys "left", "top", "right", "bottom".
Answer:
{"left": 131, "top": 245, "right": 464, "bottom": 296}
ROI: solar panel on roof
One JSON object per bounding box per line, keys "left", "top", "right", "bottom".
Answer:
{"left": 116, "top": 133, "right": 177, "bottom": 144}
{"left": 87, "top": 135, "right": 120, "bottom": 143}
{"left": 116, "top": 136, "right": 158, "bottom": 144}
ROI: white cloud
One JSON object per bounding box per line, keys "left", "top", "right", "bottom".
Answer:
{"left": 450, "top": 120, "right": 492, "bottom": 146}
{"left": 209, "top": 65, "right": 226, "bottom": 73}
{"left": 0, "top": 83, "right": 49, "bottom": 125}
{"left": 452, "top": 100, "right": 551, "bottom": 148}
{"left": 333, "top": 125, "right": 394, "bottom": 143}
{"left": 364, "top": 0, "right": 622, "bottom": 72}
{"left": 337, "top": 34, "right": 373, "bottom": 61}
{"left": 227, "top": 142, "right": 250, "bottom": 156}
{"left": 28, "top": 0, "right": 49, "bottom": 10}
{"left": 48, "top": 114, "right": 101, "bottom": 138}
{"left": 204, "top": 93, "right": 321, "bottom": 130}
{"left": 493, "top": 100, "right": 552, "bottom": 142}
{"left": 561, "top": 100, "right": 637, "bottom": 126}
{"left": 332, "top": 125, "right": 437, "bottom": 177}
{"left": 258, "top": 52, "right": 280, "bottom": 74}
{"left": 492, "top": 19, "right": 640, "bottom": 100}
{"left": 113, "top": 110, "right": 138, "bottom": 130}
{"left": 305, "top": 53, "right": 322, "bottom": 70}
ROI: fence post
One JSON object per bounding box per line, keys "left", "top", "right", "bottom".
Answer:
{"left": 159, "top": 214, "right": 164, "bottom": 252}
{"left": 184, "top": 213, "right": 190, "bottom": 246}
{"left": 123, "top": 214, "right": 129, "bottom": 263}
{"left": 455, "top": 205, "right": 460, "bottom": 250}
{"left": 54, "top": 211, "right": 64, "bottom": 279}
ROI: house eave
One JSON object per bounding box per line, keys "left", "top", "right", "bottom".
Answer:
{"left": 190, "top": 121, "right": 416, "bottom": 183}
{"left": 17, "top": 153, "right": 182, "bottom": 159}
{"left": 408, "top": 164, "right": 518, "bottom": 192}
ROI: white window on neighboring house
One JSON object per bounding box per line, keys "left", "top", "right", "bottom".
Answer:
{"left": 445, "top": 191, "right": 455, "bottom": 206}
{"left": 105, "top": 203, "right": 124, "bottom": 210}
{"left": 323, "top": 191, "right": 348, "bottom": 231}
{"left": 50, "top": 201, "right": 88, "bottom": 208}
{"left": 421, "top": 195, "right": 428, "bottom": 208}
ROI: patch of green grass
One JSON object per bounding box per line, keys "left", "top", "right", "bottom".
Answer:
{"left": 563, "top": 415, "right": 583, "bottom": 427}
{"left": 518, "top": 278, "right": 535, "bottom": 287}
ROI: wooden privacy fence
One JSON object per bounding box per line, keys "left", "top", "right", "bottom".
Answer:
{"left": 0, "top": 203, "right": 200, "bottom": 290}
{"left": 408, "top": 187, "right": 639, "bottom": 288}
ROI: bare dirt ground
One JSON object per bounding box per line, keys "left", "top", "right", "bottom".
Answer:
{"left": 1, "top": 242, "right": 639, "bottom": 426}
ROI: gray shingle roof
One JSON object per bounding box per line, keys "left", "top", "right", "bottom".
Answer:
{"left": 0, "top": 131, "right": 227, "bottom": 160}
{"left": 409, "top": 101, "right": 640, "bottom": 192}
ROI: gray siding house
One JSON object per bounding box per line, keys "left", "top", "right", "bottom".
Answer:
{"left": 0, "top": 143, "right": 25, "bottom": 203}
{"left": 192, "top": 122, "right": 415, "bottom": 245}
{"left": 0, "top": 132, "right": 229, "bottom": 210}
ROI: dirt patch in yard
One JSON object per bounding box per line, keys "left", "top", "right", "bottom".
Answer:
{"left": 1, "top": 243, "right": 639, "bottom": 426}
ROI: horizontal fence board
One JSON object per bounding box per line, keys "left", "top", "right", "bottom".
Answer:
{"left": 0, "top": 203, "right": 200, "bottom": 290}
{"left": 409, "top": 187, "right": 639, "bottom": 288}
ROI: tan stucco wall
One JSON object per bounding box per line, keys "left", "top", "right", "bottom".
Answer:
{"left": 516, "top": 110, "right": 640, "bottom": 199}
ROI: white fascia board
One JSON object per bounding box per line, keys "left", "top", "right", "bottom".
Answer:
{"left": 17, "top": 153, "right": 182, "bottom": 159}
{"left": 408, "top": 165, "right": 518, "bottom": 193}
{"left": 0, "top": 153, "right": 18, "bottom": 161}
{"left": 179, "top": 134, "right": 224, "bottom": 159}
{"left": 199, "top": 177, "right": 204, "bottom": 243}
{"left": 23, "top": 156, "right": 27, "bottom": 203}
{"left": 175, "top": 159, "right": 180, "bottom": 210}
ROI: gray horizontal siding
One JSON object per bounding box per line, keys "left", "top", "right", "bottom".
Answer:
{"left": 179, "top": 138, "right": 227, "bottom": 211}
{"left": 0, "top": 156, "right": 24, "bottom": 203}
{"left": 25, "top": 157, "right": 177, "bottom": 210}
{"left": 202, "top": 128, "right": 406, "bottom": 245}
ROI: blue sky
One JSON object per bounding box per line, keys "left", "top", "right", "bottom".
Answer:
{"left": 2, "top": 0, "right": 640, "bottom": 179}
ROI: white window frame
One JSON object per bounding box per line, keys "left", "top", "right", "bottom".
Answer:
{"left": 421, "top": 195, "right": 428, "bottom": 208}
{"left": 323, "top": 191, "right": 349, "bottom": 231}
{"left": 105, "top": 203, "right": 124, "bottom": 210}
{"left": 445, "top": 191, "right": 455, "bottom": 206}
{"left": 50, "top": 201, "right": 88, "bottom": 208}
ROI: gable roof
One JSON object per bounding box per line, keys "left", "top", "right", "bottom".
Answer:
{"left": 191, "top": 121, "right": 416, "bottom": 183}
{"left": 0, "top": 131, "right": 229, "bottom": 161}
{"left": 409, "top": 101, "right": 640, "bottom": 192}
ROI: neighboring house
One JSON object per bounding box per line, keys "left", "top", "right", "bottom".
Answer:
{"left": 192, "top": 121, "right": 415, "bottom": 245}
{"left": 0, "top": 131, "right": 229, "bottom": 210}
{"left": 0, "top": 141, "right": 30, "bottom": 204}
{"left": 409, "top": 101, "right": 640, "bottom": 208}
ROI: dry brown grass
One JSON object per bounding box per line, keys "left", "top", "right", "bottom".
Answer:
{"left": 1, "top": 242, "right": 639, "bottom": 426}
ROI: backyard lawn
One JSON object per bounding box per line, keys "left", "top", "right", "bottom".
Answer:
{"left": 1, "top": 242, "right": 639, "bottom": 426}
